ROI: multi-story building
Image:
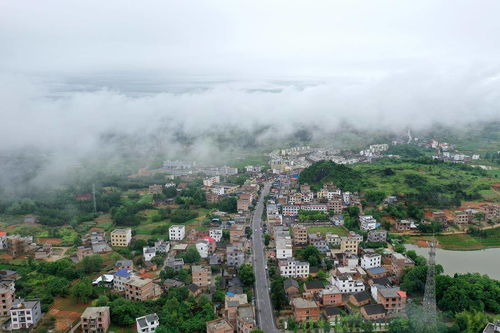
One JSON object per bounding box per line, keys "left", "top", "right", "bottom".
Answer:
{"left": 113, "top": 268, "right": 132, "bottom": 292}
{"left": 292, "top": 298, "right": 320, "bottom": 322}
{"left": 327, "top": 198, "right": 344, "bottom": 214}
{"left": 125, "top": 276, "right": 156, "bottom": 301}
{"left": 376, "top": 287, "right": 407, "bottom": 313}
{"left": 6, "top": 235, "right": 34, "bottom": 258}
{"left": 300, "top": 204, "right": 328, "bottom": 213}
{"left": 203, "top": 176, "right": 220, "bottom": 187}
{"left": 236, "top": 304, "right": 256, "bottom": 333}
{"left": 275, "top": 236, "right": 293, "bottom": 259}
{"left": 282, "top": 205, "right": 300, "bottom": 216}
{"left": 0, "top": 279, "right": 15, "bottom": 317}
{"left": 81, "top": 307, "right": 110, "bottom": 333}
{"left": 209, "top": 228, "right": 223, "bottom": 242}
{"left": 454, "top": 211, "right": 469, "bottom": 225}
{"left": 331, "top": 275, "right": 365, "bottom": 293}
{"left": 224, "top": 294, "right": 247, "bottom": 326}
{"left": 136, "top": 313, "right": 159, "bottom": 333}
{"left": 318, "top": 286, "right": 343, "bottom": 306}
{"left": 169, "top": 225, "right": 186, "bottom": 241}
{"left": 367, "top": 230, "right": 387, "bottom": 243}
{"left": 192, "top": 266, "right": 211, "bottom": 288}
{"left": 278, "top": 258, "right": 310, "bottom": 278}
{"left": 143, "top": 247, "right": 156, "bottom": 261}
{"left": 360, "top": 253, "right": 382, "bottom": 269}
{"left": 206, "top": 318, "right": 234, "bottom": 333}
{"left": 339, "top": 232, "right": 362, "bottom": 254}
{"left": 110, "top": 228, "right": 132, "bottom": 247}
{"left": 196, "top": 240, "right": 209, "bottom": 258}
{"left": 391, "top": 253, "right": 415, "bottom": 280}
{"left": 359, "top": 215, "right": 378, "bottom": 231}
{"left": 226, "top": 245, "right": 245, "bottom": 267}
{"left": 10, "top": 299, "right": 42, "bottom": 330}
{"left": 395, "top": 220, "right": 412, "bottom": 232}
{"left": 291, "top": 224, "right": 308, "bottom": 245}
{"left": 308, "top": 233, "right": 329, "bottom": 253}
{"left": 77, "top": 246, "right": 94, "bottom": 261}
{"left": 0, "top": 232, "right": 7, "bottom": 249}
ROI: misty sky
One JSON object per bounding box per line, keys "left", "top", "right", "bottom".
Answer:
{"left": 1, "top": 0, "right": 500, "bottom": 159}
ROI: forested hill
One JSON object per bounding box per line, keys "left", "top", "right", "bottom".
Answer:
{"left": 299, "top": 159, "right": 498, "bottom": 209}
{"left": 299, "top": 160, "right": 363, "bottom": 192}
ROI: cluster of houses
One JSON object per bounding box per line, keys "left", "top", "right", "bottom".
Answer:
{"left": 275, "top": 227, "right": 414, "bottom": 324}
{"left": 430, "top": 204, "right": 500, "bottom": 228}
{"left": 0, "top": 270, "right": 44, "bottom": 331}
{"left": 261, "top": 172, "right": 418, "bottom": 325}
{"left": 0, "top": 232, "right": 53, "bottom": 259}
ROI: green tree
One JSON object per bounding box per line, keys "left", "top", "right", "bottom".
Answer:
{"left": 179, "top": 247, "right": 201, "bottom": 264}
{"left": 238, "top": 264, "right": 255, "bottom": 287}
{"left": 388, "top": 318, "right": 412, "bottom": 333}
{"left": 81, "top": 255, "right": 103, "bottom": 274}
{"left": 110, "top": 297, "right": 147, "bottom": 326}
{"left": 70, "top": 278, "right": 95, "bottom": 303}
{"left": 296, "top": 245, "right": 322, "bottom": 266}
{"left": 270, "top": 277, "right": 288, "bottom": 311}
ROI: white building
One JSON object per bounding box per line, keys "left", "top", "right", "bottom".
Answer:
{"left": 361, "top": 253, "right": 382, "bottom": 269}
{"left": 275, "top": 236, "right": 293, "bottom": 259}
{"left": 10, "top": 299, "right": 42, "bottom": 330}
{"left": 331, "top": 275, "right": 365, "bottom": 293}
{"left": 359, "top": 215, "right": 378, "bottom": 231}
{"left": 143, "top": 247, "right": 156, "bottom": 262}
{"left": 0, "top": 232, "right": 6, "bottom": 249}
{"left": 209, "top": 228, "right": 223, "bottom": 242}
{"left": 278, "top": 258, "right": 310, "bottom": 278}
{"left": 169, "top": 225, "right": 186, "bottom": 241}
{"left": 136, "top": 313, "right": 160, "bottom": 333}
{"left": 196, "top": 240, "right": 209, "bottom": 258}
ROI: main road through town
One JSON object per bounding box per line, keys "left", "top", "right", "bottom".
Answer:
{"left": 251, "top": 182, "right": 280, "bottom": 333}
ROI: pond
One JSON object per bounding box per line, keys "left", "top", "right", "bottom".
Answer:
{"left": 404, "top": 244, "right": 500, "bottom": 280}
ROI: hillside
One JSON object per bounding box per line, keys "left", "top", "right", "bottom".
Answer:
{"left": 300, "top": 158, "right": 499, "bottom": 208}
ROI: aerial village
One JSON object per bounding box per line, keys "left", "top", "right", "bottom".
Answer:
{"left": 0, "top": 140, "right": 498, "bottom": 333}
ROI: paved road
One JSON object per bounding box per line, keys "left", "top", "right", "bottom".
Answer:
{"left": 251, "top": 182, "right": 280, "bottom": 333}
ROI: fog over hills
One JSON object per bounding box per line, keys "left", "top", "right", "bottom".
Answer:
{"left": 1, "top": 0, "right": 500, "bottom": 192}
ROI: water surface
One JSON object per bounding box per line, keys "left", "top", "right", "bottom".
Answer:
{"left": 405, "top": 244, "right": 500, "bottom": 280}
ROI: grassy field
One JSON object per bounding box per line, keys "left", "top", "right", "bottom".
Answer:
{"left": 353, "top": 160, "right": 497, "bottom": 198}
{"left": 407, "top": 226, "right": 500, "bottom": 250}
{"left": 307, "top": 225, "right": 349, "bottom": 236}
{"left": 134, "top": 208, "right": 210, "bottom": 236}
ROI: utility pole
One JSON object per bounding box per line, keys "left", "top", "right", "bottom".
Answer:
{"left": 92, "top": 183, "right": 97, "bottom": 213}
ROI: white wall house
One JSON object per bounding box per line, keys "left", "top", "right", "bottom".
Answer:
{"left": 143, "top": 247, "right": 156, "bottom": 261}
{"left": 136, "top": 313, "right": 160, "bottom": 333}
{"left": 169, "top": 225, "right": 185, "bottom": 241}
{"left": 331, "top": 275, "right": 365, "bottom": 293}
{"left": 359, "top": 215, "right": 378, "bottom": 231}
{"left": 278, "top": 258, "right": 310, "bottom": 278}
{"left": 361, "top": 253, "right": 382, "bottom": 269}
{"left": 10, "top": 299, "right": 42, "bottom": 330}
{"left": 275, "top": 237, "right": 293, "bottom": 259}
{"left": 209, "top": 228, "right": 223, "bottom": 242}
{"left": 196, "top": 240, "right": 209, "bottom": 258}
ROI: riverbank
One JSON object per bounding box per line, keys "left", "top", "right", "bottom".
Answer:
{"left": 405, "top": 226, "right": 500, "bottom": 251}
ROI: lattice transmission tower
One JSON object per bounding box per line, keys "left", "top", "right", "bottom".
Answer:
{"left": 422, "top": 238, "right": 437, "bottom": 329}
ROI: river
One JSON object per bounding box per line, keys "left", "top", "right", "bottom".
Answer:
{"left": 404, "top": 244, "right": 500, "bottom": 280}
